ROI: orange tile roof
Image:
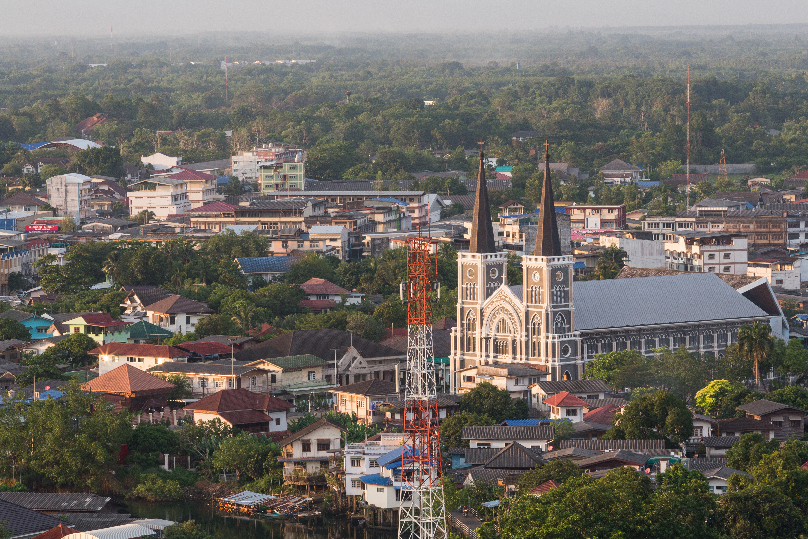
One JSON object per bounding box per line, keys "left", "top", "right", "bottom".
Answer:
{"left": 32, "top": 524, "right": 79, "bottom": 539}
{"left": 184, "top": 388, "right": 294, "bottom": 413}
{"left": 583, "top": 404, "right": 620, "bottom": 425}
{"left": 82, "top": 363, "right": 175, "bottom": 396}
{"left": 529, "top": 480, "right": 559, "bottom": 496}
{"left": 543, "top": 391, "right": 588, "bottom": 408}
{"left": 299, "top": 278, "right": 350, "bottom": 295}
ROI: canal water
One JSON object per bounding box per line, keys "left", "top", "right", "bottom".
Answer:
{"left": 125, "top": 501, "right": 396, "bottom": 539}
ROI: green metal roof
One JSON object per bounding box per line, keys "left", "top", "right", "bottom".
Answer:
{"left": 430, "top": 356, "right": 450, "bottom": 365}
{"left": 127, "top": 320, "right": 174, "bottom": 339}
{"left": 262, "top": 354, "right": 328, "bottom": 370}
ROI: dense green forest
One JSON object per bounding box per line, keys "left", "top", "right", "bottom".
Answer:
{"left": 1, "top": 29, "right": 808, "bottom": 179}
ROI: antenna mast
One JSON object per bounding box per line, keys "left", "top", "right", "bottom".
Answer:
{"left": 686, "top": 65, "right": 691, "bottom": 208}
{"left": 225, "top": 56, "right": 229, "bottom": 106}
{"left": 399, "top": 228, "right": 446, "bottom": 539}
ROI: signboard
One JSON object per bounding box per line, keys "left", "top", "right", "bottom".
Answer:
{"left": 25, "top": 225, "right": 59, "bottom": 232}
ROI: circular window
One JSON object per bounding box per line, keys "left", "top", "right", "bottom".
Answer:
{"left": 532, "top": 271, "right": 540, "bottom": 282}
{"left": 555, "top": 271, "right": 564, "bottom": 281}
{"left": 466, "top": 268, "right": 475, "bottom": 278}
{"left": 489, "top": 267, "right": 499, "bottom": 279}
{"left": 561, "top": 344, "right": 571, "bottom": 357}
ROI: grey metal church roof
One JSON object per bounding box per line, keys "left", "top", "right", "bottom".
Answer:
{"left": 572, "top": 273, "right": 768, "bottom": 331}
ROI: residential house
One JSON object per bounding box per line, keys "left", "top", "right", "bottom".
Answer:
{"left": 343, "top": 433, "right": 404, "bottom": 497}
{"left": 461, "top": 425, "right": 554, "bottom": 452}
{"left": 701, "top": 436, "right": 738, "bottom": 458}
{"left": 183, "top": 388, "right": 294, "bottom": 434}
{"left": 20, "top": 157, "right": 70, "bottom": 176}
{"left": 278, "top": 418, "right": 345, "bottom": 483}
{"left": 531, "top": 380, "right": 611, "bottom": 413}
{"left": 235, "top": 328, "right": 406, "bottom": 387}
{"left": 150, "top": 361, "right": 271, "bottom": 396}
{"left": 299, "top": 278, "right": 363, "bottom": 306}
{"left": 145, "top": 295, "right": 214, "bottom": 334}
{"left": 175, "top": 340, "right": 233, "bottom": 360}
{"left": 186, "top": 202, "right": 237, "bottom": 232}
{"left": 62, "top": 313, "right": 128, "bottom": 344}
{"left": 82, "top": 363, "right": 175, "bottom": 411}
{"left": 102, "top": 320, "right": 173, "bottom": 344}
{"left": 360, "top": 445, "right": 419, "bottom": 509}
{"left": 529, "top": 480, "right": 560, "bottom": 497}
{"left": 736, "top": 399, "right": 805, "bottom": 440}
{"left": 308, "top": 225, "right": 350, "bottom": 261}
{"left": 0, "top": 340, "right": 27, "bottom": 363}
{"left": 565, "top": 204, "right": 627, "bottom": 229}
{"left": 543, "top": 391, "right": 587, "bottom": 422}
{"left": 0, "top": 237, "right": 49, "bottom": 294}
{"left": 80, "top": 218, "right": 136, "bottom": 234}
{"left": 558, "top": 439, "right": 667, "bottom": 452}
{"left": 576, "top": 450, "right": 649, "bottom": 473}
{"left": 716, "top": 417, "right": 779, "bottom": 440}
{"left": 22, "top": 335, "right": 70, "bottom": 356}
{"left": 457, "top": 364, "right": 549, "bottom": 400}
{"left": 0, "top": 498, "right": 63, "bottom": 539}
{"left": 90, "top": 342, "right": 190, "bottom": 376}
{"left": 461, "top": 442, "right": 544, "bottom": 489}
{"left": 258, "top": 156, "right": 305, "bottom": 193}
{"left": 691, "top": 413, "right": 718, "bottom": 439}
{"left": 597, "top": 235, "right": 665, "bottom": 269}
{"left": 0, "top": 192, "right": 49, "bottom": 213}
{"left": 702, "top": 466, "right": 752, "bottom": 494}
{"left": 378, "top": 395, "right": 460, "bottom": 425}
{"left": 159, "top": 168, "right": 217, "bottom": 209}
{"left": 332, "top": 379, "right": 399, "bottom": 425}
{"left": 119, "top": 286, "right": 174, "bottom": 319}
{"left": 231, "top": 144, "right": 304, "bottom": 185}
{"left": 232, "top": 198, "right": 327, "bottom": 231}
{"left": 599, "top": 159, "right": 643, "bottom": 185}
{"left": 46, "top": 173, "right": 94, "bottom": 222}
{"left": 127, "top": 177, "right": 190, "bottom": 219}
{"left": 747, "top": 257, "right": 801, "bottom": 290}
{"left": 0, "top": 362, "right": 25, "bottom": 390}
{"left": 0, "top": 309, "right": 53, "bottom": 340}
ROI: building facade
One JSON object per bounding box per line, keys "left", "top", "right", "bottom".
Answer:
{"left": 663, "top": 232, "right": 748, "bottom": 275}
{"left": 46, "top": 173, "right": 94, "bottom": 222}
{"left": 565, "top": 204, "right": 626, "bottom": 229}
{"left": 127, "top": 178, "right": 191, "bottom": 219}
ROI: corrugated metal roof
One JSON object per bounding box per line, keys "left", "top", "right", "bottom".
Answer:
{"left": 0, "top": 492, "right": 109, "bottom": 512}
{"left": 218, "top": 491, "right": 276, "bottom": 505}
{"left": 559, "top": 439, "right": 664, "bottom": 451}
{"left": 308, "top": 225, "right": 346, "bottom": 235}
{"left": 236, "top": 256, "right": 293, "bottom": 274}
{"left": 359, "top": 473, "right": 392, "bottom": 486}
{"left": 462, "top": 425, "right": 554, "bottom": 441}
{"left": 73, "top": 523, "right": 156, "bottom": 539}
{"left": 573, "top": 273, "right": 768, "bottom": 331}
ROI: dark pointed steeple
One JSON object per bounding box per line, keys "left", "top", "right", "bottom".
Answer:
{"left": 469, "top": 144, "right": 496, "bottom": 254}
{"left": 534, "top": 141, "right": 561, "bottom": 257}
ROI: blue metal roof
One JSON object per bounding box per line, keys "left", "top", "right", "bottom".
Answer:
{"left": 26, "top": 389, "right": 65, "bottom": 402}
{"left": 635, "top": 180, "right": 660, "bottom": 188}
{"left": 376, "top": 445, "right": 417, "bottom": 469}
{"left": 745, "top": 202, "right": 755, "bottom": 210}
{"left": 572, "top": 262, "right": 586, "bottom": 269}
{"left": 360, "top": 473, "right": 393, "bottom": 486}
{"left": 495, "top": 166, "right": 514, "bottom": 172}
{"left": 17, "top": 142, "right": 47, "bottom": 151}
{"left": 371, "top": 197, "right": 408, "bottom": 205}
{"left": 236, "top": 256, "right": 293, "bottom": 274}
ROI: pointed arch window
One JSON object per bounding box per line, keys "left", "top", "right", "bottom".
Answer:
{"left": 530, "top": 285, "right": 540, "bottom": 304}
{"left": 531, "top": 315, "right": 541, "bottom": 357}
{"left": 553, "top": 313, "right": 568, "bottom": 334}
{"left": 465, "top": 314, "right": 476, "bottom": 352}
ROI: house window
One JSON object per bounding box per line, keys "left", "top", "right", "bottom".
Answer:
{"left": 708, "top": 267, "right": 717, "bottom": 272}
{"left": 340, "top": 398, "right": 346, "bottom": 407}
{"left": 463, "top": 376, "right": 475, "bottom": 383}
{"left": 723, "top": 253, "right": 731, "bottom": 259}
{"left": 722, "top": 267, "right": 731, "bottom": 273}
{"left": 370, "top": 459, "right": 380, "bottom": 468}
{"left": 791, "top": 419, "right": 802, "bottom": 428}
{"left": 169, "top": 315, "right": 176, "bottom": 325}
{"left": 707, "top": 253, "right": 716, "bottom": 260}
{"left": 351, "top": 479, "right": 362, "bottom": 488}
{"left": 377, "top": 488, "right": 385, "bottom": 493}
{"left": 271, "top": 374, "right": 277, "bottom": 383}
{"left": 73, "top": 327, "right": 80, "bottom": 333}
{"left": 477, "top": 443, "right": 490, "bottom": 448}
{"left": 275, "top": 417, "right": 281, "bottom": 426}
{"left": 298, "top": 241, "right": 304, "bottom": 248}
{"left": 776, "top": 279, "right": 784, "bottom": 285}
{"left": 772, "top": 420, "right": 783, "bottom": 428}
{"left": 251, "top": 376, "right": 257, "bottom": 387}
{"left": 214, "top": 381, "right": 222, "bottom": 388}
{"left": 301, "top": 440, "right": 311, "bottom": 453}
{"left": 308, "top": 371, "right": 316, "bottom": 381}
{"left": 693, "top": 426, "right": 703, "bottom": 437}
{"left": 186, "top": 315, "right": 191, "bottom": 325}
{"left": 317, "top": 440, "right": 331, "bottom": 451}
{"left": 228, "top": 379, "right": 234, "bottom": 388}
{"left": 358, "top": 400, "right": 364, "bottom": 408}
{"left": 351, "top": 458, "right": 362, "bottom": 467}
{"left": 566, "top": 408, "right": 578, "bottom": 417}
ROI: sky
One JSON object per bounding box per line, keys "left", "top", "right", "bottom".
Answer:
{"left": 1, "top": 0, "right": 806, "bottom": 36}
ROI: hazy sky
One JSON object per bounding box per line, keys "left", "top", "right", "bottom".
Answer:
{"left": 2, "top": 0, "right": 806, "bottom": 36}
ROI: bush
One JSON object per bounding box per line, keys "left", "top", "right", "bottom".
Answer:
{"left": 128, "top": 474, "right": 184, "bottom": 501}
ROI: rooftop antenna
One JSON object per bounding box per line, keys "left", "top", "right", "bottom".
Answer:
{"left": 225, "top": 56, "right": 229, "bottom": 106}
{"left": 686, "top": 65, "right": 691, "bottom": 208}
{"left": 110, "top": 27, "right": 113, "bottom": 60}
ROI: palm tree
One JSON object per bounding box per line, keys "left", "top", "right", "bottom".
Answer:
{"left": 738, "top": 321, "right": 773, "bottom": 388}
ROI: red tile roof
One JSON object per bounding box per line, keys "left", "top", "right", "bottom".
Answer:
{"left": 75, "top": 113, "right": 108, "bottom": 134}
{"left": 529, "top": 480, "right": 559, "bottom": 496}
{"left": 299, "top": 278, "right": 350, "bottom": 295}
{"left": 88, "top": 342, "right": 190, "bottom": 358}
{"left": 82, "top": 363, "right": 175, "bottom": 396}
{"left": 583, "top": 404, "right": 620, "bottom": 425}
{"left": 177, "top": 341, "right": 233, "bottom": 356}
{"left": 168, "top": 169, "right": 215, "bottom": 182}
{"left": 184, "top": 388, "right": 294, "bottom": 413}
{"left": 187, "top": 201, "right": 236, "bottom": 214}
{"left": 145, "top": 295, "right": 214, "bottom": 315}
{"left": 32, "top": 524, "right": 80, "bottom": 539}
{"left": 544, "top": 391, "right": 588, "bottom": 408}
{"left": 218, "top": 409, "right": 277, "bottom": 426}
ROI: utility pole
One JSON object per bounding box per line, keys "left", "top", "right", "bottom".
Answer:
{"left": 686, "top": 65, "right": 691, "bottom": 208}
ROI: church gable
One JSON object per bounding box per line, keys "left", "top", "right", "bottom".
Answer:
{"left": 482, "top": 284, "right": 524, "bottom": 314}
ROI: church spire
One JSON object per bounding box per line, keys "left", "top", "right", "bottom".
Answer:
{"left": 469, "top": 143, "right": 496, "bottom": 254}
{"left": 534, "top": 140, "right": 561, "bottom": 257}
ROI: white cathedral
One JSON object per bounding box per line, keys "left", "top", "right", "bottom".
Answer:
{"left": 449, "top": 146, "right": 787, "bottom": 401}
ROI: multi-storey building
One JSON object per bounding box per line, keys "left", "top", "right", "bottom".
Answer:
{"left": 163, "top": 168, "right": 217, "bottom": 209}
{"left": 343, "top": 433, "right": 404, "bottom": 498}
{"left": 565, "top": 204, "right": 626, "bottom": 229}
{"left": 663, "top": 232, "right": 748, "bottom": 275}
{"left": 259, "top": 159, "right": 305, "bottom": 193}
{"left": 127, "top": 177, "right": 191, "bottom": 219}
{"left": 230, "top": 144, "right": 304, "bottom": 186}
{"left": 46, "top": 173, "right": 94, "bottom": 222}
{"left": 232, "top": 198, "right": 327, "bottom": 230}
{"left": 644, "top": 209, "right": 789, "bottom": 249}
{"left": 747, "top": 257, "right": 801, "bottom": 290}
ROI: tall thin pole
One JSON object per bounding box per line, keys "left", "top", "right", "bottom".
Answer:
{"left": 686, "top": 65, "right": 691, "bottom": 208}
{"left": 225, "top": 56, "right": 229, "bottom": 106}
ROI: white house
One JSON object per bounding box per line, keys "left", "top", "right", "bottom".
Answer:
{"left": 531, "top": 380, "right": 611, "bottom": 413}
{"left": 90, "top": 342, "right": 189, "bottom": 375}
{"left": 461, "top": 425, "right": 554, "bottom": 452}
{"left": 299, "top": 278, "right": 364, "bottom": 305}
{"left": 360, "top": 445, "right": 418, "bottom": 510}
{"left": 46, "top": 173, "right": 94, "bottom": 222}
{"left": 141, "top": 152, "right": 182, "bottom": 171}
{"left": 183, "top": 388, "right": 294, "bottom": 434}
{"left": 344, "top": 433, "right": 403, "bottom": 497}
{"left": 543, "top": 391, "right": 587, "bottom": 423}
{"left": 145, "top": 295, "right": 214, "bottom": 334}
{"left": 278, "top": 418, "right": 345, "bottom": 479}
{"left": 703, "top": 466, "right": 751, "bottom": 494}
{"left": 127, "top": 177, "right": 191, "bottom": 219}
{"left": 308, "top": 226, "right": 350, "bottom": 261}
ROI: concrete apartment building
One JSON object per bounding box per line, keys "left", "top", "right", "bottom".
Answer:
{"left": 259, "top": 160, "right": 305, "bottom": 193}
{"left": 162, "top": 169, "right": 217, "bottom": 209}
{"left": 127, "top": 177, "right": 191, "bottom": 219}
{"left": 232, "top": 198, "right": 327, "bottom": 230}
{"left": 565, "top": 204, "right": 626, "bottom": 229}
{"left": 46, "top": 173, "right": 94, "bottom": 222}
{"left": 600, "top": 235, "right": 665, "bottom": 268}
{"left": 663, "top": 232, "right": 748, "bottom": 275}
{"left": 230, "top": 144, "right": 304, "bottom": 186}
{"left": 747, "top": 257, "right": 801, "bottom": 290}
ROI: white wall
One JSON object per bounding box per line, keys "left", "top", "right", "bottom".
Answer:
{"left": 601, "top": 236, "right": 665, "bottom": 268}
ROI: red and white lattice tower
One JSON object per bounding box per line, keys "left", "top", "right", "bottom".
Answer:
{"left": 398, "top": 228, "right": 446, "bottom": 539}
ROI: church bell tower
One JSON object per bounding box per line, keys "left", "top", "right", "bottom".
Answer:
{"left": 522, "top": 142, "right": 582, "bottom": 380}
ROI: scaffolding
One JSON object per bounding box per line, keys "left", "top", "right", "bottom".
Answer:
{"left": 398, "top": 228, "right": 446, "bottom": 539}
